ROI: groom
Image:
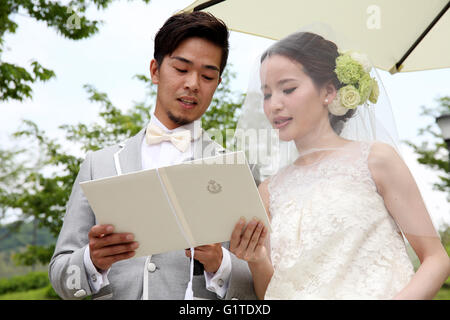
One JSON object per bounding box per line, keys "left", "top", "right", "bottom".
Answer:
{"left": 49, "top": 11, "right": 259, "bottom": 300}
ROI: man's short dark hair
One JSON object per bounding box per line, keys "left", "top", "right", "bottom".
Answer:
{"left": 154, "top": 11, "right": 229, "bottom": 76}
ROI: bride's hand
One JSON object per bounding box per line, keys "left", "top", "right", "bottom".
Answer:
{"left": 230, "top": 217, "right": 269, "bottom": 263}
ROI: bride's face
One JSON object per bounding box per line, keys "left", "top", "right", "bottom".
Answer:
{"left": 260, "top": 54, "right": 328, "bottom": 142}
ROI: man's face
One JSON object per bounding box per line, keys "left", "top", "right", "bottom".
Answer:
{"left": 150, "top": 37, "right": 222, "bottom": 129}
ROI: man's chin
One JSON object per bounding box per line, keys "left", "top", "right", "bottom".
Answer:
{"left": 167, "top": 111, "right": 194, "bottom": 127}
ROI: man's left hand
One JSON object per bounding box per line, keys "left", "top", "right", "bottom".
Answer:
{"left": 185, "top": 243, "right": 223, "bottom": 273}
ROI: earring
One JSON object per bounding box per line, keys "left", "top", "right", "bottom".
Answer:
{"left": 324, "top": 99, "right": 329, "bottom": 104}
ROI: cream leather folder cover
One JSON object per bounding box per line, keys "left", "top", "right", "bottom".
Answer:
{"left": 79, "top": 151, "right": 270, "bottom": 257}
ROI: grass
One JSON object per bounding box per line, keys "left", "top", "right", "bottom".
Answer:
{"left": 435, "top": 286, "right": 450, "bottom": 300}
{"left": 0, "top": 286, "right": 58, "bottom": 300}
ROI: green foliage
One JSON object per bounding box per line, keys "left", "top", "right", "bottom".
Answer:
{"left": 44, "top": 284, "right": 61, "bottom": 299}
{"left": 0, "top": 221, "right": 55, "bottom": 252}
{"left": 201, "top": 67, "right": 244, "bottom": 148}
{"left": 0, "top": 61, "right": 55, "bottom": 102}
{"left": 12, "top": 244, "right": 55, "bottom": 267}
{"left": 0, "top": 0, "right": 151, "bottom": 102}
{"left": 0, "top": 271, "right": 48, "bottom": 295}
{"left": 0, "top": 284, "right": 61, "bottom": 300}
{"left": 405, "top": 96, "right": 450, "bottom": 200}
{"left": 60, "top": 75, "right": 155, "bottom": 153}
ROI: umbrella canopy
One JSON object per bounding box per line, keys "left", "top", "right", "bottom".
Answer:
{"left": 182, "top": 0, "right": 450, "bottom": 74}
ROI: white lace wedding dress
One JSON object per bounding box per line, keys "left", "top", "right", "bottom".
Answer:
{"left": 265, "top": 141, "right": 415, "bottom": 299}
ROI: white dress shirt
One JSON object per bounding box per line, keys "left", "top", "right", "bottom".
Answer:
{"left": 83, "top": 112, "right": 232, "bottom": 298}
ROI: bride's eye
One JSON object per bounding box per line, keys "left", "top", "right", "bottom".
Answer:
{"left": 283, "top": 87, "right": 296, "bottom": 95}
{"left": 263, "top": 93, "right": 272, "bottom": 100}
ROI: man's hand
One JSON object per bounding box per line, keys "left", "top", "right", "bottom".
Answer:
{"left": 185, "top": 243, "right": 223, "bottom": 273}
{"left": 88, "top": 224, "right": 139, "bottom": 271}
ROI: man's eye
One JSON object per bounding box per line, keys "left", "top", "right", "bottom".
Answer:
{"left": 175, "top": 67, "right": 187, "bottom": 73}
{"left": 202, "top": 75, "right": 214, "bottom": 81}
{"left": 283, "top": 87, "right": 296, "bottom": 94}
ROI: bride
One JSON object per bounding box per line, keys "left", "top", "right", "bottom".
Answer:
{"left": 229, "top": 31, "right": 450, "bottom": 299}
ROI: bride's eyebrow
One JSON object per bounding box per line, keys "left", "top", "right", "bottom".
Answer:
{"left": 277, "top": 78, "right": 297, "bottom": 86}
{"left": 261, "top": 78, "right": 297, "bottom": 90}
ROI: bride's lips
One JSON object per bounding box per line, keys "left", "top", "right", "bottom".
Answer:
{"left": 273, "top": 116, "right": 293, "bottom": 129}
{"left": 177, "top": 96, "right": 198, "bottom": 110}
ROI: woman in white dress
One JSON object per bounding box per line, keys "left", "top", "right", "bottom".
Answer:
{"left": 229, "top": 31, "right": 450, "bottom": 300}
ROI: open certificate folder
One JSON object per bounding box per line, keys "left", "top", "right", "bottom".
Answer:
{"left": 80, "top": 151, "right": 270, "bottom": 257}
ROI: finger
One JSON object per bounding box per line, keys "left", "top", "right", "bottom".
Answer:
{"left": 230, "top": 218, "right": 246, "bottom": 251}
{"left": 258, "top": 226, "right": 269, "bottom": 247}
{"left": 89, "top": 224, "right": 115, "bottom": 238}
{"left": 238, "top": 218, "right": 259, "bottom": 252}
{"left": 98, "top": 251, "right": 136, "bottom": 269}
{"left": 246, "top": 221, "right": 264, "bottom": 253}
{"left": 94, "top": 241, "right": 139, "bottom": 259}
{"left": 90, "top": 232, "right": 135, "bottom": 250}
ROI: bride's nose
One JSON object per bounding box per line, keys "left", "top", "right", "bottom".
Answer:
{"left": 268, "top": 93, "right": 284, "bottom": 112}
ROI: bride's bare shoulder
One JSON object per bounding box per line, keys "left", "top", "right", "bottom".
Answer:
{"left": 368, "top": 141, "right": 401, "bottom": 167}
{"left": 367, "top": 142, "right": 407, "bottom": 192}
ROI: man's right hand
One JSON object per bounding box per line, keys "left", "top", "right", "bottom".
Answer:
{"left": 88, "top": 224, "right": 139, "bottom": 271}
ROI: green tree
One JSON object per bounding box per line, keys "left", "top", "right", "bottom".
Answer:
{"left": 405, "top": 96, "right": 449, "bottom": 200}
{"left": 202, "top": 68, "right": 244, "bottom": 148}
{"left": 0, "top": 0, "right": 151, "bottom": 102}
{"left": 0, "top": 67, "right": 243, "bottom": 267}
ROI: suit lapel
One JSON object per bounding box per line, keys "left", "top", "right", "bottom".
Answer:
{"left": 117, "top": 128, "right": 146, "bottom": 174}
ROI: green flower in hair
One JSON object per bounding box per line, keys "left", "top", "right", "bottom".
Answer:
{"left": 358, "top": 74, "right": 373, "bottom": 104}
{"left": 369, "top": 80, "right": 379, "bottom": 104}
{"left": 335, "top": 54, "right": 364, "bottom": 85}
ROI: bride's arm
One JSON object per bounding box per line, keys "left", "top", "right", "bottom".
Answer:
{"left": 229, "top": 179, "right": 274, "bottom": 300}
{"left": 368, "top": 142, "right": 450, "bottom": 300}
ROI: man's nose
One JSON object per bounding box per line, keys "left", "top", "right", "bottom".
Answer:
{"left": 184, "top": 72, "right": 200, "bottom": 92}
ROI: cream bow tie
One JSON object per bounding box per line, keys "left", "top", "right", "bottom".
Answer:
{"left": 146, "top": 123, "right": 191, "bottom": 152}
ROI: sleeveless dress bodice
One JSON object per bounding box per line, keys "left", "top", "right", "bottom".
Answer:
{"left": 265, "top": 141, "right": 414, "bottom": 299}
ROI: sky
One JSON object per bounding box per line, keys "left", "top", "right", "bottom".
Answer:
{"left": 1, "top": 0, "right": 449, "bottom": 229}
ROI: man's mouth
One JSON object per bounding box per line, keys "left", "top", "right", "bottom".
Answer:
{"left": 178, "top": 97, "right": 198, "bottom": 109}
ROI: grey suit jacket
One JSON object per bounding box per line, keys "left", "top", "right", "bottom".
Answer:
{"left": 49, "top": 127, "right": 260, "bottom": 300}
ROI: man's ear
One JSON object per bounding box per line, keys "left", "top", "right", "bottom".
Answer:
{"left": 218, "top": 76, "right": 222, "bottom": 86}
{"left": 150, "top": 59, "right": 160, "bottom": 84}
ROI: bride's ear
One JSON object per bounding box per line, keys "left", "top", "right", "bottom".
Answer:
{"left": 322, "top": 82, "right": 337, "bottom": 105}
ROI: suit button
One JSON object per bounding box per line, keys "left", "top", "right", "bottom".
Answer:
{"left": 74, "top": 289, "right": 86, "bottom": 298}
{"left": 218, "top": 279, "right": 224, "bottom": 287}
{"left": 147, "top": 262, "right": 157, "bottom": 272}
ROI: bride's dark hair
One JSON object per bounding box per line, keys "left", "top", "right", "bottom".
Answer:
{"left": 261, "top": 32, "right": 355, "bottom": 134}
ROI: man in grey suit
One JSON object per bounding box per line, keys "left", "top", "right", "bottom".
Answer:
{"left": 49, "top": 11, "right": 259, "bottom": 300}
